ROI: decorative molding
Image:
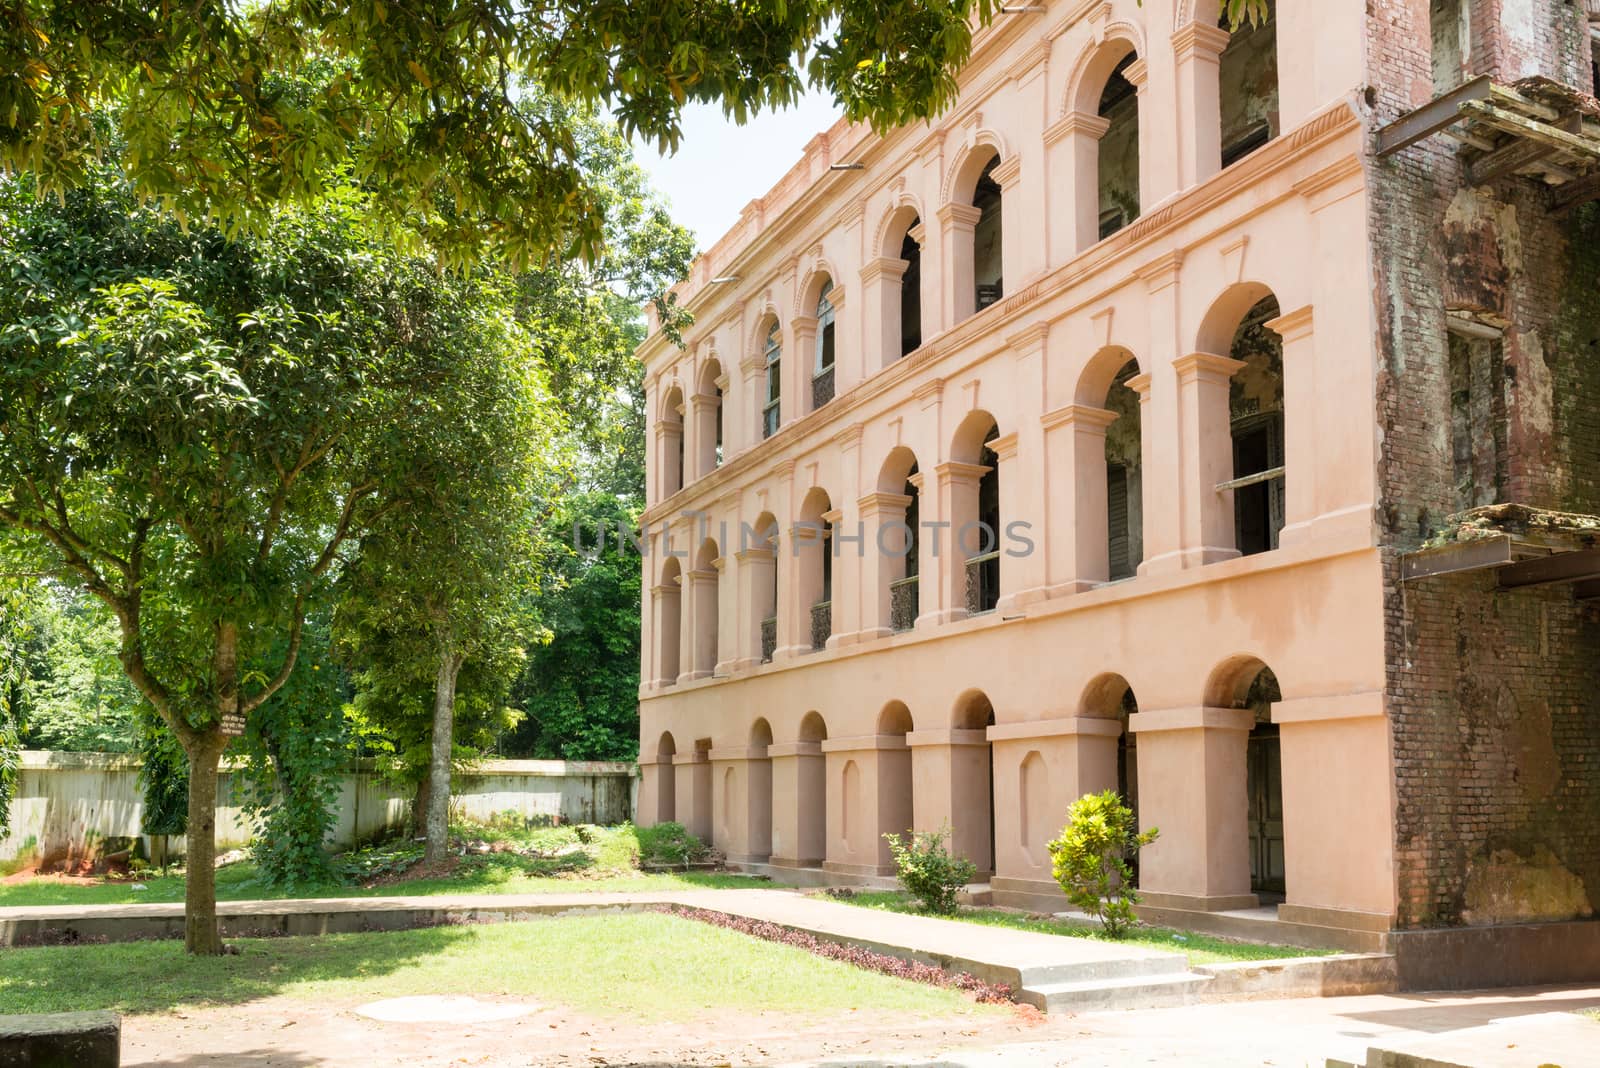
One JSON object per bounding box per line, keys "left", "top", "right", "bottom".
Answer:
{"left": 1220, "top": 236, "right": 1249, "bottom": 286}
{"left": 1266, "top": 305, "right": 1315, "bottom": 344}
{"left": 936, "top": 202, "right": 984, "bottom": 229}
{"left": 1040, "top": 404, "right": 1118, "bottom": 432}
{"left": 990, "top": 154, "right": 1023, "bottom": 191}
{"left": 912, "top": 377, "right": 945, "bottom": 408}
{"left": 1173, "top": 352, "right": 1247, "bottom": 381}
{"left": 1044, "top": 111, "right": 1110, "bottom": 147}
{"left": 1133, "top": 250, "right": 1186, "bottom": 292}
{"left": 833, "top": 422, "right": 865, "bottom": 450}
{"left": 987, "top": 431, "right": 1021, "bottom": 462}
{"left": 859, "top": 255, "right": 910, "bottom": 284}
{"left": 1089, "top": 306, "right": 1115, "bottom": 350}
{"left": 1171, "top": 21, "right": 1231, "bottom": 60}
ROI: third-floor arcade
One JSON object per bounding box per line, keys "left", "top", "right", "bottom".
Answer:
{"left": 638, "top": 0, "right": 1365, "bottom": 507}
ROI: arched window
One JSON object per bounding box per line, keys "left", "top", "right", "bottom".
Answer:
{"left": 1227, "top": 296, "right": 1286, "bottom": 556}
{"left": 951, "top": 411, "right": 1001, "bottom": 618}
{"left": 1218, "top": 1, "right": 1279, "bottom": 167}
{"left": 694, "top": 359, "right": 724, "bottom": 478}
{"left": 900, "top": 225, "right": 922, "bottom": 356}
{"left": 813, "top": 281, "right": 837, "bottom": 409}
{"left": 762, "top": 322, "right": 781, "bottom": 439}
{"left": 1098, "top": 54, "right": 1141, "bottom": 239}
{"left": 660, "top": 385, "right": 685, "bottom": 497}
{"left": 971, "top": 427, "right": 1001, "bottom": 614}
{"left": 973, "top": 159, "right": 1004, "bottom": 311}
{"left": 1105, "top": 361, "right": 1144, "bottom": 580}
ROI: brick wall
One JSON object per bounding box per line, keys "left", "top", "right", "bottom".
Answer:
{"left": 1368, "top": 0, "right": 1600, "bottom": 927}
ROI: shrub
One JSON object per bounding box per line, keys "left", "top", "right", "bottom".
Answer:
{"left": 1047, "top": 790, "right": 1158, "bottom": 938}
{"left": 883, "top": 826, "right": 976, "bottom": 915}
{"left": 633, "top": 821, "right": 706, "bottom": 867}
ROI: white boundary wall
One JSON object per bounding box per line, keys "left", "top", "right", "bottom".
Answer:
{"left": 0, "top": 750, "right": 637, "bottom": 864}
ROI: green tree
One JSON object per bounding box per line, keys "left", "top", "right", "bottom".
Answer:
{"left": 12, "top": 581, "right": 143, "bottom": 753}
{"left": 506, "top": 491, "right": 642, "bottom": 761}
{"left": 1048, "top": 790, "right": 1158, "bottom": 938}
{"left": 0, "top": 163, "right": 527, "bottom": 953}
{"left": 337, "top": 292, "right": 561, "bottom": 865}
{"left": 0, "top": 3, "right": 1268, "bottom": 267}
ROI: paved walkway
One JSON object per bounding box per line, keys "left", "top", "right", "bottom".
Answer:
{"left": 0, "top": 887, "right": 1182, "bottom": 993}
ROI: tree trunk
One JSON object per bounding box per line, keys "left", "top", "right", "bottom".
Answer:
{"left": 181, "top": 732, "right": 228, "bottom": 955}
{"left": 424, "top": 649, "right": 462, "bottom": 866}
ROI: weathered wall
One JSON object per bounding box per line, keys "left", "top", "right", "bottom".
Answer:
{"left": 0, "top": 751, "right": 636, "bottom": 867}
{"left": 1368, "top": 0, "right": 1600, "bottom": 928}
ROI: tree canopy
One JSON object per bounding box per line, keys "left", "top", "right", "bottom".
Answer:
{"left": 0, "top": 1, "right": 1264, "bottom": 268}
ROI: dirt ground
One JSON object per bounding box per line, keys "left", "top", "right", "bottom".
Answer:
{"left": 118, "top": 985, "right": 1600, "bottom": 1068}
{"left": 121, "top": 995, "right": 1050, "bottom": 1067}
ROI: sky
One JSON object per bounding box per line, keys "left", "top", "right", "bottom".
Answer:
{"left": 628, "top": 89, "right": 843, "bottom": 252}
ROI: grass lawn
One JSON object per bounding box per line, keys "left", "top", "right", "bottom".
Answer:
{"left": 0, "top": 913, "right": 996, "bottom": 1021}
{"left": 0, "top": 822, "right": 777, "bottom": 908}
{"left": 838, "top": 891, "right": 1338, "bottom": 966}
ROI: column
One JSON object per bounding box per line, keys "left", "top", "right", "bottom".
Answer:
{"left": 713, "top": 554, "right": 737, "bottom": 675}
{"left": 860, "top": 256, "right": 909, "bottom": 371}
{"left": 779, "top": 520, "right": 825, "bottom": 659}
{"left": 937, "top": 203, "right": 983, "bottom": 326}
{"left": 827, "top": 425, "right": 863, "bottom": 649}
{"left": 683, "top": 566, "right": 717, "bottom": 681}
{"left": 771, "top": 461, "right": 798, "bottom": 659}
{"left": 672, "top": 747, "right": 712, "bottom": 843}
{"left": 738, "top": 353, "right": 765, "bottom": 448}
{"left": 635, "top": 753, "right": 674, "bottom": 828}
{"left": 1171, "top": 22, "right": 1230, "bottom": 189}
{"left": 689, "top": 394, "right": 719, "bottom": 481}
{"left": 1134, "top": 255, "right": 1184, "bottom": 575}
{"left": 1174, "top": 352, "right": 1245, "bottom": 569}
{"left": 907, "top": 727, "right": 992, "bottom": 878}
{"left": 987, "top": 431, "right": 1025, "bottom": 613}
{"left": 733, "top": 544, "right": 774, "bottom": 670}
{"left": 934, "top": 461, "right": 987, "bottom": 623}
{"left": 987, "top": 716, "right": 1123, "bottom": 909}
{"left": 1271, "top": 692, "right": 1395, "bottom": 925}
{"left": 1047, "top": 112, "right": 1110, "bottom": 257}
{"left": 789, "top": 313, "right": 819, "bottom": 416}
{"left": 1124, "top": 59, "right": 1166, "bottom": 210}
{"left": 653, "top": 418, "right": 683, "bottom": 500}
{"left": 709, "top": 745, "right": 773, "bottom": 863}
{"left": 857, "top": 491, "right": 913, "bottom": 639}
{"left": 1128, "top": 705, "right": 1257, "bottom": 911}
{"left": 768, "top": 740, "right": 825, "bottom": 867}
{"left": 1041, "top": 405, "right": 1120, "bottom": 593}
{"left": 650, "top": 578, "right": 681, "bottom": 688}
{"left": 1267, "top": 306, "right": 1317, "bottom": 548}
{"left": 822, "top": 734, "right": 913, "bottom": 876}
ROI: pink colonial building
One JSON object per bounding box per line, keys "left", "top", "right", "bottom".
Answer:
{"left": 635, "top": 1, "right": 1600, "bottom": 984}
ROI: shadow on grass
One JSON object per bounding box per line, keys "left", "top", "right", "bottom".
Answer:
{"left": 0, "top": 923, "right": 479, "bottom": 1016}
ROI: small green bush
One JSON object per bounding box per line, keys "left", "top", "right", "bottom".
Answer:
{"left": 1047, "top": 790, "right": 1158, "bottom": 938}
{"left": 883, "top": 826, "right": 976, "bottom": 915}
{"left": 633, "top": 821, "right": 706, "bottom": 867}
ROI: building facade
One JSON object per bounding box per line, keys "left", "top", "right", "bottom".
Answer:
{"left": 633, "top": 0, "right": 1600, "bottom": 982}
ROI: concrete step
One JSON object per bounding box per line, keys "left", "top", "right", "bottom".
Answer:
{"left": 1022, "top": 971, "right": 1214, "bottom": 1013}
{"left": 1015, "top": 950, "right": 1191, "bottom": 988}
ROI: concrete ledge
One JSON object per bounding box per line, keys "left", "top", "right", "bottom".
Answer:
{"left": 1195, "top": 953, "right": 1397, "bottom": 1001}
{"left": 1139, "top": 890, "right": 1260, "bottom": 912}
{"left": 1388, "top": 918, "right": 1600, "bottom": 991}
{"left": 1135, "top": 901, "right": 1387, "bottom": 954}
{"left": 0, "top": 1011, "right": 120, "bottom": 1067}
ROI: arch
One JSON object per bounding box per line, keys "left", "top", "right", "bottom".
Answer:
{"left": 948, "top": 688, "right": 996, "bottom": 876}
{"left": 693, "top": 356, "right": 725, "bottom": 477}
{"left": 1197, "top": 281, "right": 1278, "bottom": 355}
{"left": 952, "top": 688, "right": 995, "bottom": 730}
{"left": 656, "top": 555, "right": 683, "bottom": 685}
{"left": 942, "top": 132, "right": 1011, "bottom": 206}
{"left": 695, "top": 356, "right": 723, "bottom": 397}
{"left": 745, "top": 717, "right": 774, "bottom": 861}
{"left": 651, "top": 729, "right": 677, "bottom": 824}
{"left": 1201, "top": 655, "right": 1285, "bottom": 897}
{"left": 795, "top": 262, "right": 840, "bottom": 321}
{"left": 1074, "top": 345, "right": 1142, "bottom": 406}
{"left": 748, "top": 510, "right": 779, "bottom": 664}
{"left": 876, "top": 446, "right": 921, "bottom": 494}
{"left": 749, "top": 717, "right": 774, "bottom": 750}
{"left": 690, "top": 537, "right": 720, "bottom": 675}
{"left": 798, "top": 710, "right": 829, "bottom": 744}
{"left": 874, "top": 197, "right": 926, "bottom": 260}
{"left": 877, "top": 700, "right": 914, "bottom": 736}
{"left": 1204, "top": 653, "right": 1283, "bottom": 709}
{"left": 749, "top": 307, "right": 781, "bottom": 357}
{"left": 872, "top": 201, "right": 926, "bottom": 363}
{"left": 798, "top": 485, "right": 833, "bottom": 525}
{"left": 1064, "top": 29, "right": 1146, "bottom": 117}
{"left": 660, "top": 383, "right": 686, "bottom": 496}
{"left": 656, "top": 730, "right": 678, "bottom": 760}
{"left": 950, "top": 408, "right": 1001, "bottom": 465}
{"left": 757, "top": 315, "right": 783, "bottom": 440}
{"left": 1079, "top": 672, "right": 1137, "bottom": 719}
